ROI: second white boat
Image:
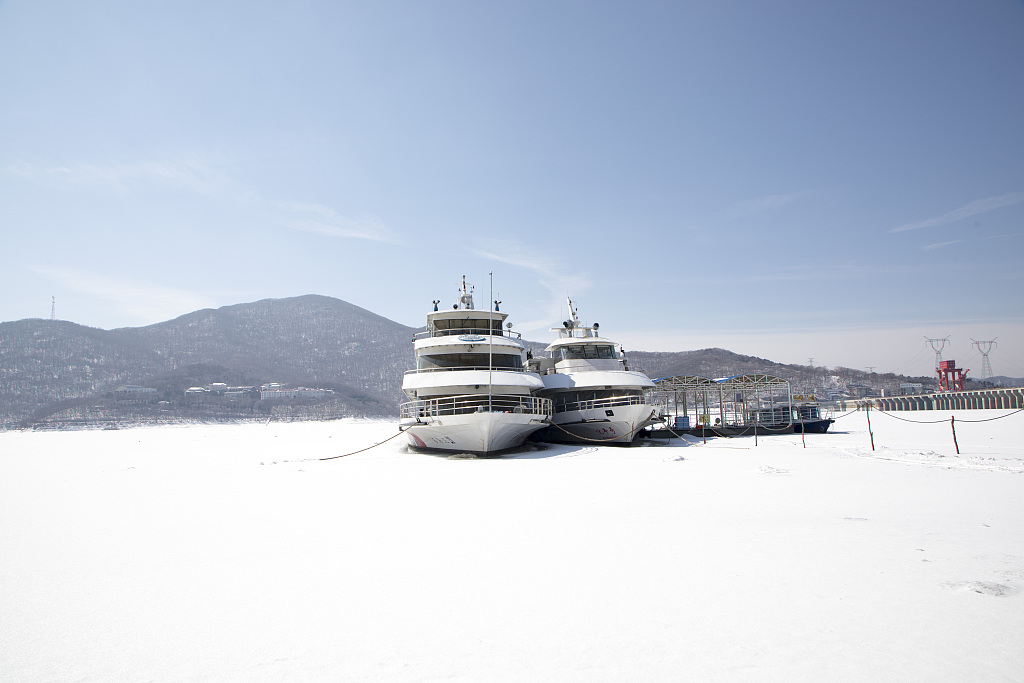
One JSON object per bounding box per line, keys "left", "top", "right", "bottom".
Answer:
{"left": 528, "top": 299, "right": 658, "bottom": 445}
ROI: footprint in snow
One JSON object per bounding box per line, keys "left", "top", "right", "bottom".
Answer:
{"left": 942, "top": 581, "right": 1018, "bottom": 597}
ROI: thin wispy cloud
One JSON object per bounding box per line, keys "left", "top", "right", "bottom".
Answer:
{"left": 30, "top": 266, "right": 216, "bottom": 326}
{"left": 891, "top": 191, "right": 1024, "bottom": 233}
{"left": 923, "top": 231, "right": 1020, "bottom": 251}
{"left": 924, "top": 239, "right": 963, "bottom": 251}
{"left": 5, "top": 153, "right": 247, "bottom": 200}
{"left": 7, "top": 153, "right": 399, "bottom": 245}
{"left": 470, "top": 239, "right": 592, "bottom": 331}
{"left": 275, "top": 203, "right": 400, "bottom": 244}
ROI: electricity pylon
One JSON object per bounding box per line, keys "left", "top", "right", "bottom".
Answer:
{"left": 972, "top": 338, "right": 997, "bottom": 380}
{"left": 924, "top": 336, "right": 949, "bottom": 371}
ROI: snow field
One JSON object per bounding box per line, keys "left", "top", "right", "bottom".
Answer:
{"left": 1, "top": 411, "right": 1022, "bottom": 682}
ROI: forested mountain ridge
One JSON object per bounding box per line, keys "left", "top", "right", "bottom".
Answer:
{"left": 1, "top": 295, "right": 1004, "bottom": 429}
{"left": 0, "top": 295, "right": 415, "bottom": 426}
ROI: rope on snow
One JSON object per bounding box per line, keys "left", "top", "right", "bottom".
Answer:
{"left": 319, "top": 428, "right": 407, "bottom": 461}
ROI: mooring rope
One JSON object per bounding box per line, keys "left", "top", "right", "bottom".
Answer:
{"left": 952, "top": 408, "right": 1024, "bottom": 423}
{"left": 874, "top": 408, "right": 1023, "bottom": 424}
{"left": 318, "top": 403, "right": 999, "bottom": 460}
{"left": 545, "top": 419, "right": 652, "bottom": 443}
{"left": 319, "top": 428, "right": 407, "bottom": 461}
{"left": 872, "top": 411, "right": 949, "bottom": 424}
{"left": 653, "top": 422, "right": 693, "bottom": 440}
{"left": 686, "top": 425, "right": 739, "bottom": 438}
{"left": 682, "top": 422, "right": 796, "bottom": 437}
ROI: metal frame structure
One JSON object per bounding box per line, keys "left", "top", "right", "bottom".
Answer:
{"left": 936, "top": 360, "right": 968, "bottom": 392}
{"left": 653, "top": 374, "right": 793, "bottom": 428}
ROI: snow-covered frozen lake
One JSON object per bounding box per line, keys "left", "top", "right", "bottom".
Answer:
{"left": 2, "top": 410, "right": 1022, "bottom": 682}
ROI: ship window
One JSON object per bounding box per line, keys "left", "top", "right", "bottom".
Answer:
{"left": 552, "top": 389, "right": 622, "bottom": 407}
{"left": 418, "top": 353, "right": 522, "bottom": 370}
{"left": 431, "top": 318, "right": 502, "bottom": 335}
{"left": 559, "top": 344, "right": 615, "bottom": 360}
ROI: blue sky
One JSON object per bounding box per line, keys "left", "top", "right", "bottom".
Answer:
{"left": 2, "top": 0, "right": 1022, "bottom": 378}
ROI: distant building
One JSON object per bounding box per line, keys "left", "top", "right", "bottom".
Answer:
{"left": 849, "top": 384, "right": 874, "bottom": 398}
{"left": 182, "top": 382, "right": 330, "bottom": 400}
{"left": 899, "top": 382, "right": 924, "bottom": 395}
{"left": 114, "top": 385, "right": 157, "bottom": 395}
{"left": 260, "top": 387, "right": 335, "bottom": 400}
{"left": 184, "top": 384, "right": 255, "bottom": 397}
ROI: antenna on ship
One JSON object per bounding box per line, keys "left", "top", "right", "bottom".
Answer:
{"left": 488, "top": 272, "right": 493, "bottom": 412}
{"left": 562, "top": 297, "right": 581, "bottom": 333}
{"left": 458, "top": 275, "right": 474, "bottom": 310}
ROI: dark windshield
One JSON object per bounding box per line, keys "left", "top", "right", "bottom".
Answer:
{"left": 418, "top": 353, "right": 523, "bottom": 370}
{"left": 558, "top": 344, "right": 615, "bottom": 360}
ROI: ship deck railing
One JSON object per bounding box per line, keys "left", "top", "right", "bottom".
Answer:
{"left": 414, "top": 328, "right": 523, "bottom": 340}
{"left": 553, "top": 394, "right": 650, "bottom": 415}
{"left": 404, "top": 366, "right": 531, "bottom": 375}
{"left": 401, "top": 394, "right": 553, "bottom": 419}
{"left": 546, "top": 359, "right": 627, "bottom": 373}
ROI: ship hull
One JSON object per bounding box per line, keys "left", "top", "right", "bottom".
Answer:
{"left": 401, "top": 410, "right": 549, "bottom": 455}
{"left": 532, "top": 403, "right": 656, "bottom": 445}
{"left": 791, "top": 419, "right": 835, "bottom": 433}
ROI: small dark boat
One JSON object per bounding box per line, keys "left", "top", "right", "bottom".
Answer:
{"left": 791, "top": 419, "right": 834, "bottom": 434}
{"left": 789, "top": 403, "right": 835, "bottom": 433}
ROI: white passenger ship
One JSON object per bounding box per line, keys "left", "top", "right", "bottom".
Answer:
{"left": 399, "top": 277, "right": 552, "bottom": 455}
{"left": 528, "top": 299, "right": 658, "bottom": 444}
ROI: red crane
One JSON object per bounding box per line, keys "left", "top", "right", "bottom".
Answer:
{"left": 936, "top": 360, "right": 968, "bottom": 392}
